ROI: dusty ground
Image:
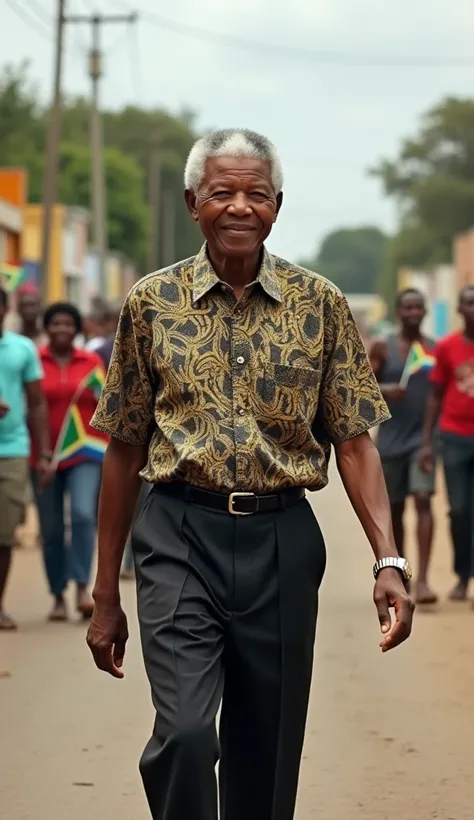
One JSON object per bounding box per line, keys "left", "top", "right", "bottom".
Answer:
{"left": 1, "top": 468, "right": 474, "bottom": 819}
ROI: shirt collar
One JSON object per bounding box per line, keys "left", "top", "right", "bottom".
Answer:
{"left": 192, "top": 243, "right": 282, "bottom": 304}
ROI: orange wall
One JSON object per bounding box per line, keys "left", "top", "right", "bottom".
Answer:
{"left": 23, "top": 205, "right": 64, "bottom": 301}
{"left": 0, "top": 169, "right": 27, "bottom": 208}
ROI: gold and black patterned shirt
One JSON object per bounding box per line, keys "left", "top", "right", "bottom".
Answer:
{"left": 92, "top": 243, "right": 390, "bottom": 493}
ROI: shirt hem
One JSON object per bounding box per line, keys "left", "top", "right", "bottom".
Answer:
{"left": 90, "top": 419, "right": 148, "bottom": 446}
{"left": 329, "top": 410, "right": 392, "bottom": 446}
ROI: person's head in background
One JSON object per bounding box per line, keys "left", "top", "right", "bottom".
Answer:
{"left": 459, "top": 285, "right": 474, "bottom": 337}
{"left": 43, "top": 302, "right": 83, "bottom": 357}
{"left": 16, "top": 284, "right": 42, "bottom": 338}
{"left": 396, "top": 289, "right": 426, "bottom": 339}
{"left": 0, "top": 287, "right": 8, "bottom": 335}
{"left": 85, "top": 301, "right": 117, "bottom": 346}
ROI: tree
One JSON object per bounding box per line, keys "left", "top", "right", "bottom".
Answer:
{"left": 371, "top": 97, "right": 474, "bottom": 301}
{"left": 0, "top": 62, "right": 202, "bottom": 269}
{"left": 301, "top": 226, "right": 389, "bottom": 294}
{"left": 58, "top": 143, "right": 148, "bottom": 262}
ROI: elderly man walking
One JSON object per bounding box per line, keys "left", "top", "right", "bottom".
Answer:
{"left": 87, "top": 129, "right": 414, "bottom": 820}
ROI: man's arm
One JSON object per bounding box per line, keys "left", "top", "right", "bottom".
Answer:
{"left": 85, "top": 288, "right": 155, "bottom": 678}
{"left": 336, "top": 432, "right": 414, "bottom": 652}
{"left": 25, "top": 380, "right": 50, "bottom": 455}
{"left": 93, "top": 438, "right": 147, "bottom": 603}
{"left": 369, "top": 337, "right": 406, "bottom": 402}
{"left": 419, "top": 384, "right": 444, "bottom": 473}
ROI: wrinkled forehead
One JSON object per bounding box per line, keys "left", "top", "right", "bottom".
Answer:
{"left": 202, "top": 155, "right": 274, "bottom": 187}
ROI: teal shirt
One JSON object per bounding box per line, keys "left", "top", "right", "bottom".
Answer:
{"left": 0, "top": 331, "right": 43, "bottom": 458}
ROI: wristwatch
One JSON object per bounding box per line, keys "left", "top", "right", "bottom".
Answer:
{"left": 373, "top": 556, "right": 412, "bottom": 581}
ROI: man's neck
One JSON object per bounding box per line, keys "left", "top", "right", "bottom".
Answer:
{"left": 399, "top": 326, "right": 421, "bottom": 343}
{"left": 22, "top": 322, "right": 38, "bottom": 340}
{"left": 208, "top": 247, "right": 262, "bottom": 292}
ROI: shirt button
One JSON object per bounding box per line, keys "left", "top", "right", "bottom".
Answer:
{"left": 238, "top": 408, "right": 245, "bottom": 416}
{"left": 236, "top": 356, "right": 245, "bottom": 365}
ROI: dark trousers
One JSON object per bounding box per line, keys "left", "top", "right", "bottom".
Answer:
{"left": 131, "top": 488, "right": 326, "bottom": 820}
{"left": 441, "top": 433, "right": 474, "bottom": 580}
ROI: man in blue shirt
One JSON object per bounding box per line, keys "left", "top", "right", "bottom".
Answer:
{"left": 0, "top": 287, "right": 51, "bottom": 629}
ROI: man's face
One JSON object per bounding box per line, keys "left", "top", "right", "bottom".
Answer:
{"left": 397, "top": 293, "right": 426, "bottom": 332}
{"left": 185, "top": 156, "right": 282, "bottom": 259}
{"left": 459, "top": 289, "right": 474, "bottom": 326}
{"left": 18, "top": 293, "right": 41, "bottom": 325}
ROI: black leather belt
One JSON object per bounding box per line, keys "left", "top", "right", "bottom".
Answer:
{"left": 152, "top": 482, "right": 306, "bottom": 515}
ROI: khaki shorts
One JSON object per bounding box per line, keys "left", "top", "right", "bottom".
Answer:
{"left": 381, "top": 450, "right": 435, "bottom": 505}
{"left": 0, "top": 458, "right": 28, "bottom": 548}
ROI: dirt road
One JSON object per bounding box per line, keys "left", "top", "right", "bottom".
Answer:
{"left": 2, "top": 469, "right": 474, "bottom": 819}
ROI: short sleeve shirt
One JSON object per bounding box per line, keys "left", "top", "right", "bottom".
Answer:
{"left": 0, "top": 331, "right": 43, "bottom": 458}
{"left": 431, "top": 332, "right": 474, "bottom": 437}
{"left": 92, "top": 245, "right": 390, "bottom": 492}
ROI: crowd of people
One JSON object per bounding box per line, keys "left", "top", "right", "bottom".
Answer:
{"left": 0, "top": 284, "right": 132, "bottom": 630}
{"left": 370, "top": 284, "right": 474, "bottom": 605}
{"left": 1, "top": 278, "right": 474, "bottom": 630}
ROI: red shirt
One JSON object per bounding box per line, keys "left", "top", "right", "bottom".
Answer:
{"left": 32, "top": 346, "right": 108, "bottom": 470}
{"left": 430, "top": 332, "right": 474, "bottom": 438}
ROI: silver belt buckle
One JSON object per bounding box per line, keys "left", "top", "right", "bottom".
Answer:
{"left": 228, "top": 491, "right": 257, "bottom": 515}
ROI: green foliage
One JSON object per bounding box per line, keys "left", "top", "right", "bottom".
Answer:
{"left": 301, "top": 226, "right": 388, "bottom": 294}
{"left": 0, "top": 62, "right": 202, "bottom": 269}
{"left": 371, "top": 97, "right": 474, "bottom": 302}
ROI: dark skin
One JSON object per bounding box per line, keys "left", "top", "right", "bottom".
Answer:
{"left": 420, "top": 287, "right": 474, "bottom": 600}
{"left": 87, "top": 155, "right": 413, "bottom": 677}
{"left": 0, "top": 300, "right": 51, "bottom": 629}
{"left": 17, "top": 292, "right": 42, "bottom": 340}
{"left": 369, "top": 292, "right": 436, "bottom": 605}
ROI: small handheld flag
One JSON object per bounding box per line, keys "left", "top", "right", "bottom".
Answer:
{"left": 399, "top": 341, "right": 435, "bottom": 388}
{"left": 0, "top": 263, "right": 26, "bottom": 293}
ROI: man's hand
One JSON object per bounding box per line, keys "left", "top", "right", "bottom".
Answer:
{"left": 383, "top": 384, "right": 408, "bottom": 402}
{"left": 419, "top": 443, "right": 434, "bottom": 474}
{"left": 86, "top": 601, "right": 129, "bottom": 679}
{"left": 0, "top": 399, "right": 10, "bottom": 419}
{"left": 374, "top": 568, "right": 414, "bottom": 652}
{"left": 36, "top": 458, "right": 56, "bottom": 491}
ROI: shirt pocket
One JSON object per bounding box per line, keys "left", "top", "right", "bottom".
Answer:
{"left": 258, "top": 362, "right": 321, "bottom": 423}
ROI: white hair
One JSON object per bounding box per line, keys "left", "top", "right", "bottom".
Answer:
{"left": 184, "top": 128, "right": 284, "bottom": 194}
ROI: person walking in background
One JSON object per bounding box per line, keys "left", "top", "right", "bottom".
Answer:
{"left": 32, "top": 302, "right": 107, "bottom": 622}
{"left": 84, "top": 302, "right": 118, "bottom": 353}
{"left": 96, "top": 302, "right": 122, "bottom": 370}
{"left": 0, "top": 287, "right": 51, "bottom": 630}
{"left": 420, "top": 285, "right": 474, "bottom": 602}
{"left": 370, "top": 289, "right": 437, "bottom": 605}
{"left": 16, "top": 284, "right": 46, "bottom": 346}
{"left": 16, "top": 283, "right": 46, "bottom": 548}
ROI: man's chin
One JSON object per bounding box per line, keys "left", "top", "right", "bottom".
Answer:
{"left": 216, "top": 234, "right": 262, "bottom": 257}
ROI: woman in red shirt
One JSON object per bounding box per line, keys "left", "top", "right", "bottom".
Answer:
{"left": 32, "top": 303, "right": 108, "bottom": 621}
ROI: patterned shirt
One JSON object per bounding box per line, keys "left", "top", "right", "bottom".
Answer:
{"left": 91, "top": 244, "right": 389, "bottom": 493}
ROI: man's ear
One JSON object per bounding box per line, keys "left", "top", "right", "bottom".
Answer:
{"left": 184, "top": 189, "right": 199, "bottom": 222}
{"left": 274, "top": 191, "right": 283, "bottom": 221}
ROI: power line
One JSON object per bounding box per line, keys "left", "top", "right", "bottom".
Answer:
{"left": 6, "top": 0, "right": 51, "bottom": 40}
{"left": 140, "top": 10, "right": 474, "bottom": 68}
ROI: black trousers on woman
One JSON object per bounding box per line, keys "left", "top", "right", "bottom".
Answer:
{"left": 132, "top": 486, "right": 326, "bottom": 820}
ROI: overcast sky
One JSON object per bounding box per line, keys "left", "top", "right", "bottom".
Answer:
{"left": 4, "top": 0, "right": 474, "bottom": 261}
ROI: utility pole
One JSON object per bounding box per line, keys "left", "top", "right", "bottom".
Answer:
{"left": 40, "top": 0, "right": 66, "bottom": 305}
{"left": 162, "top": 189, "right": 176, "bottom": 268}
{"left": 65, "top": 11, "right": 137, "bottom": 292}
{"left": 147, "top": 152, "right": 161, "bottom": 272}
